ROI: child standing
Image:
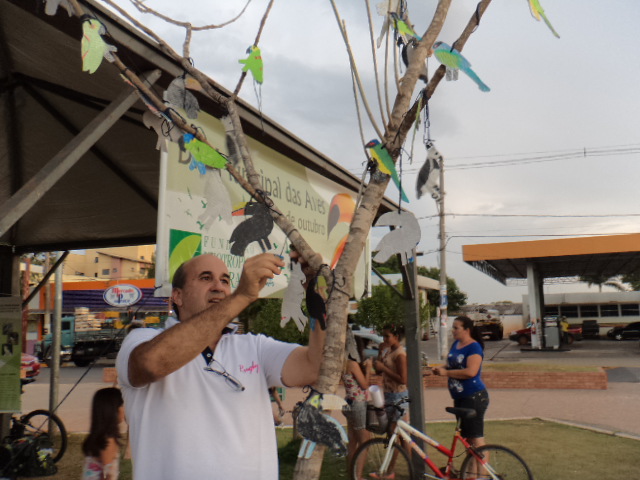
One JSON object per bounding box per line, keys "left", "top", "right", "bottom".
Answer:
{"left": 82, "top": 387, "right": 124, "bottom": 480}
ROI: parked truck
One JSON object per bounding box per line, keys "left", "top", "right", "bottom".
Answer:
{"left": 36, "top": 315, "right": 126, "bottom": 367}
{"left": 469, "top": 308, "right": 504, "bottom": 341}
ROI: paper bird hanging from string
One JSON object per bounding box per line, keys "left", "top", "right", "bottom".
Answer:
{"left": 280, "top": 261, "right": 308, "bottom": 333}
{"left": 229, "top": 201, "right": 274, "bottom": 256}
{"left": 528, "top": 0, "right": 560, "bottom": 38}
{"left": 163, "top": 76, "right": 200, "bottom": 119}
{"left": 239, "top": 45, "right": 263, "bottom": 84}
{"left": 182, "top": 134, "right": 228, "bottom": 169}
{"left": 327, "top": 193, "right": 356, "bottom": 269}
{"left": 295, "top": 390, "right": 348, "bottom": 459}
{"left": 401, "top": 39, "right": 429, "bottom": 82}
{"left": 142, "top": 111, "right": 182, "bottom": 152}
{"left": 197, "top": 170, "right": 233, "bottom": 228}
{"left": 375, "top": 0, "right": 399, "bottom": 48}
{"left": 365, "top": 139, "right": 409, "bottom": 203}
{"left": 81, "top": 18, "right": 117, "bottom": 74}
{"left": 373, "top": 210, "right": 421, "bottom": 265}
{"left": 390, "top": 12, "right": 421, "bottom": 41}
{"left": 306, "top": 276, "right": 327, "bottom": 331}
{"left": 44, "top": 0, "right": 72, "bottom": 16}
{"left": 416, "top": 141, "right": 442, "bottom": 201}
{"left": 221, "top": 115, "right": 242, "bottom": 167}
{"left": 433, "top": 41, "right": 490, "bottom": 92}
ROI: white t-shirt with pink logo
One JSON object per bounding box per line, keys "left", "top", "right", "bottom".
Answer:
{"left": 117, "top": 318, "right": 298, "bottom": 480}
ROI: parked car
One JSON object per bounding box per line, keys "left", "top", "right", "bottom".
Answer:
{"left": 509, "top": 324, "right": 582, "bottom": 346}
{"left": 581, "top": 320, "right": 600, "bottom": 339}
{"left": 607, "top": 322, "right": 640, "bottom": 341}
{"left": 21, "top": 353, "right": 41, "bottom": 379}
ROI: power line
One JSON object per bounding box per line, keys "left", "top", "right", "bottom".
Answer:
{"left": 417, "top": 213, "right": 640, "bottom": 220}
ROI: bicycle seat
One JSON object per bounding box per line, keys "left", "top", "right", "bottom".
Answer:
{"left": 445, "top": 407, "right": 477, "bottom": 418}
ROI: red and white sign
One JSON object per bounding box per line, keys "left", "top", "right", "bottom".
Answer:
{"left": 103, "top": 284, "right": 143, "bottom": 307}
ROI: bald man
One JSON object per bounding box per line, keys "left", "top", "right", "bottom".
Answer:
{"left": 116, "top": 253, "right": 325, "bottom": 480}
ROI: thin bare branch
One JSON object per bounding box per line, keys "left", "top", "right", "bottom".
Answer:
{"left": 364, "top": 0, "right": 387, "bottom": 126}
{"left": 391, "top": 0, "right": 492, "bottom": 153}
{"left": 329, "top": 0, "right": 384, "bottom": 140}
{"left": 128, "top": 0, "right": 252, "bottom": 57}
{"left": 233, "top": 0, "right": 275, "bottom": 98}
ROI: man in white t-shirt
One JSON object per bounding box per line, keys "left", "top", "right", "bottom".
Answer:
{"left": 116, "top": 252, "right": 325, "bottom": 479}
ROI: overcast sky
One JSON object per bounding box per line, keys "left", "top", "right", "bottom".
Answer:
{"left": 107, "top": 0, "right": 640, "bottom": 304}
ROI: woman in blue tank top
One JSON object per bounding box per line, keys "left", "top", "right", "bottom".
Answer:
{"left": 433, "top": 316, "right": 489, "bottom": 449}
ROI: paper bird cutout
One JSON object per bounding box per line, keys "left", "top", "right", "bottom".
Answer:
{"left": 433, "top": 41, "right": 490, "bottom": 92}
{"left": 197, "top": 170, "right": 233, "bottom": 228}
{"left": 373, "top": 211, "right": 421, "bottom": 265}
{"left": 390, "top": 12, "right": 421, "bottom": 41}
{"left": 142, "top": 111, "right": 182, "bottom": 152}
{"left": 81, "top": 18, "right": 117, "bottom": 74}
{"left": 528, "top": 0, "right": 560, "bottom": 38}
{"left": 296, "top": 391, "right": 348, "bottom": 459}
{"left": 365, "top": 139, "right": 409, "bottom": 203}
{"left": 164, "top": 77, "right": 200, "bottom": 119}
{"left": 182, "top": 134, "right": 228, "bottom": 169}
{"left": 229, "top": 201, "right": 274, "bottom": 256}
{"left": 416, "top": 141, "right": 442, "bottom": 201}
{"left": 221, "top": 115, "right": 242, "bottom": 167}
{"left": 280, "top": 261, "right": 308, "bottom": 333}
{"left": 44, "top": 0, "right": 72, "bottom": 16}
{"left": 401, "top": 39, "right": 429, "bottom": 82}
{"left": 327, "top": 194, "right": 356, "bottom": 269}
{"left": 375, "top": 0, "right": 400, "bottom": 48}
{"left": 239, "top": 45, "right": 263, "bottom": 84}
{"left": 306, "top": 276, "right": 327, "bottom": 331}
{"left": 188, "top": 155, "right": 206, "bottom": 175}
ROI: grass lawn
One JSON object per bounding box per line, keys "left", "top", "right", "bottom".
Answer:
{"left": 32, "top": 419, "right": 637, "bottom": 479}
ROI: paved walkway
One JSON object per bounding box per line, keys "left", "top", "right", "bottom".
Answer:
{"left": 19, "top": 339, "right": 640, "bottom": 438}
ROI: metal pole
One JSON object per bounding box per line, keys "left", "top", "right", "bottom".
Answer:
{"left": 49, "top": 253, "right": 63, "bottom": 415}
{"left": 403, "top": 250, "right": 425, "bottom": 476}
{"left": 438, "top": 157, "right": 448, "bottom": 360}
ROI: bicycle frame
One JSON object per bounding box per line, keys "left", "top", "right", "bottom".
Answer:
{"left": 380, "top": 419, "right": 500, "bottom": 480}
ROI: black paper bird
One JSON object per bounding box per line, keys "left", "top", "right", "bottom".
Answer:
{"left": 295, "top": 391, "right": 348, "bottom": 459}
{"left": 229, "top": 201, "right": 274, "bottom": 256}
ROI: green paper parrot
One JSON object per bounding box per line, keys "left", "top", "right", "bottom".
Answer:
{"left": 433, "top": 41, "right": 490, "bottom": 92}
{"left": 183, "top": 134, "right": 228, "bottom": 169}
{"left": 239, "top": 45, "right": 263, "bottom": 84}
{"left": 390, "top": 12, "right": 422, "bottom": 41}
{"left": 365, "top": 139, "right": 409, "bottom": 203}
{"left": 81, "top": 18, "right": 117, "bottom": 74}
{"left": 528, "top": 0, "right": 560, "bottom": 38}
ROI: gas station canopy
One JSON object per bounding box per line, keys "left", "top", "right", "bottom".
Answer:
{"left": 463, "top": 233, "right": 640, "bottom": 285}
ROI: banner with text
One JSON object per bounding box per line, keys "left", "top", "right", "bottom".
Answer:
{"left": 155, "top": 110, "right": 370, "bottom": 299}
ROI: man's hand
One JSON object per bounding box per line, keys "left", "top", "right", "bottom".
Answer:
{"left": 234, "top": 253, "right": 284, "bottom": 303}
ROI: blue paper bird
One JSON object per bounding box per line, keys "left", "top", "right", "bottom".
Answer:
{"left": 433, "top": 41, "right": 490, "bottom": 92}
{"left": 365, "top": 139, "right": 409, "bottom": 203}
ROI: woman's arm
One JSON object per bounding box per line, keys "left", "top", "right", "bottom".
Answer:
{"left": 99, "top": 437, "right": 120, "bottom": 480}
{"left": 349, "top": 358, "right": 371, "bottom": 390}
{"left": 433, "top": 354, "right": 482, "bottom": 380}
{"left": 374, "top": 353, "right": 407, "bottom": 385}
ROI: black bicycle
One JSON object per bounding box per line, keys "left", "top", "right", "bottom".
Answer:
{"left": 0, "top": 409, "right": 68, "bottom": 478}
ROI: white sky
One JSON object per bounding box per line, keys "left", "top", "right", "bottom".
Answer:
{"left": 106, "top": 0, "right": 640, "bottom": 304}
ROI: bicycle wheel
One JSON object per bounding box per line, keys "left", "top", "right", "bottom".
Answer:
{"left": 19, "top": 410, "right": 68, "bottom": 463}
{"left": 460, "top": 444, "right": 533, "bottom": 480}
{"left": 351, "top": 438, "right": 414, "bottom": 480}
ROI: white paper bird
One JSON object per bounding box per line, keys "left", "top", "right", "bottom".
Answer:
{"left": 375, "top": 0, "right": 400, "bottom": 48}
{"left": 373, "top": 211, "right": 421, "bottom": 265}
{"left": 416, "top": 142, "right": 443, "bottom": 201}
{"left": 44, "top": 0, "right": 72, "bottom": 16}
{"left": 142, "top": 111, "right": 182, "bottom": 152}
{"left": 197, "top": 171, "right": 233, "bottom": 229}
{"left": 280, "top": 261, "right": 308, "bottom": 332}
